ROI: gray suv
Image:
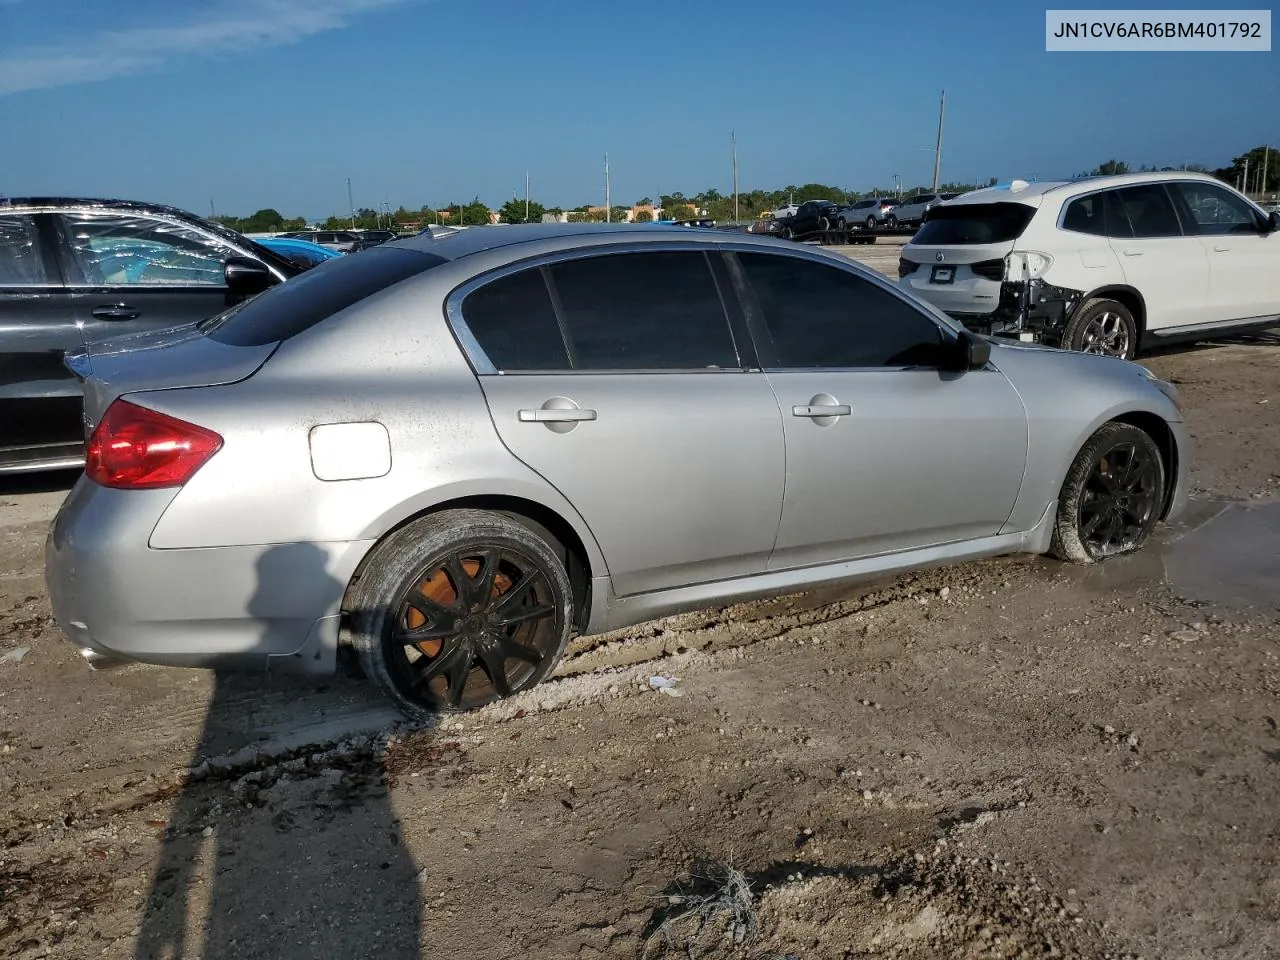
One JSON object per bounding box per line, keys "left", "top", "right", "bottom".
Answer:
{"left": 838, "top": 198, "right": 899, "bottom": 229}
{"left": 46, "top": 225, "right": 1189, "bottom": 718}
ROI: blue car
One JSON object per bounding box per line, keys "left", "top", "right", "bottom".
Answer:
{"left": 255, "top": 236, "right": 342, "bottom": 269}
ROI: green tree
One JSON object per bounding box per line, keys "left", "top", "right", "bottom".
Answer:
{"left": 636, "top": 196, "right": 651, "bottom": 206}
{"left": 633, "top": 209, "right": 653, "bottom": 222}
{"left": 1214, "top": 145, "right": 1278, "bottom": 194}
{"left": 499, "top": 198, "right": 547, "bottom": 224}
{"left": 1092, "top": 159, "right": 1130, "bottom": 176}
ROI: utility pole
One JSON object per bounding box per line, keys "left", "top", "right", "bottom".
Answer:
{"left": 346, "top": 178, "right": 355, "bottom": 229}
{"left": 525, "top": 170, "right": 530, "bottom": 223}
{"left": 732, "top": 130, "right": 739, "bottom": 223}
{"left": 605, "top": 153, "right": 611, "bottom": 222}
{"left": 1262, "top": 146, "right": 1271, "bottom": 196}
{"left": 1242, "top": 157, "right": 1250, "bottom": 196}
{"left": 209, "top": 199, "right": 216, "bottom": 219}
{"left": 931, "top": 90, "right": 946, "bottom": 193}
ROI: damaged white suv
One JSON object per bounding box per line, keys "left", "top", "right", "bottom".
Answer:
{"left": 898, "top": 172, "right": 1280, "bottom": 359}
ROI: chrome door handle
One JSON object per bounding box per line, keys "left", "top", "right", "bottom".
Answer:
{"left": 1212, "top": 245, "right": 1232, "bottom": 252}
{"left": 793, "top": 404, "right": 851, "bottom": 418}
{"left": 1120, "top": 250, "right": 1143, "bottom": 257}
{"left": 518, "top": 408, "right": 597, "bottom": 422}
{"left": 92, "top": 303, "right": 140, "bottom": 320}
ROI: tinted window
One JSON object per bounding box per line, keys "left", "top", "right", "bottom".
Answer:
{"left": 1097, "top": 191, "right": 1133, "bottom": 238}
{"left": 738, "top": 252, "right": 945, "bottom": 368}
{"left": 206, "top": 248, "right": 446, "bottom": 346}
{"left": 1062, "top": 194, "right": 1107, "bottom": 236}
{"left": 461, "top": 268, "right": 569, "bottom": 371}
{"left": 913, "top": 203, "right": 1035, "bottom": 244}
{"left": 1115, "top": 185, "right": 1182, "bottom": 238}
{"left": 57, "top": 213, "right": 233, "bottom": 286}
{"left": 548, "top": 252, "right": 738, "bottom": 370}
{"left": 1171, "top": 182, "right": 1260, "bottom": 235}
{"left": 0, "top": 215, "right": 50, "bottom": 285}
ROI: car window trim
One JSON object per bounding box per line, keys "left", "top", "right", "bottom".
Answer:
{"left": 444, "top": 242, "right": 755, "bottom": 377}
{"left": 721, "top": 248, "right": 962, "bottom": 373}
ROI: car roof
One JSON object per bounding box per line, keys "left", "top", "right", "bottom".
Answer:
{"left": 1, "top": 196, "right": 219, "bottom": 221}
{"left": 390, "top": 222, "right": 796, "bottom": 260}
{"left": 944, "top": 171, "right": 1233, "bottom": 209}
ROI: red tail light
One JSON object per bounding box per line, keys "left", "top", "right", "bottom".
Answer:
{"left": 85, "top": 399, "right": 223, "bottom": 489}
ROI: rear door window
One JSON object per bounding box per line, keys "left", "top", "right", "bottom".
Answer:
{"left": 0, "top": 215, "right": 52, "bottom": 285}
{"left": 738, "top": 252, "right": 946, "bottom": 369}
{"left": 206, "top": 247, "right": 447, "bottom": 346}
{"left": 913, "top": 203, "right": 1036, "bottom": 244}
{"left": 548, "top": 251, "right": 739, "bottom": 370}
{"left": 1114, "top": 185, "right": 1182, "bottom": 238}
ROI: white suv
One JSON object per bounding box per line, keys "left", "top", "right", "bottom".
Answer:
{"left": 897, "top": 172, "right": 1280, "bottom": 359}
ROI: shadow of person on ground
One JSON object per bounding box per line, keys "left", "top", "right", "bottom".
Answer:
{"left": 133, "top": 543, "right": 423, "bottom": 960}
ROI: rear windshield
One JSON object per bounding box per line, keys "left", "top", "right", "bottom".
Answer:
{"left": 913, "top": 202, "right": 1036, "bottom": 244}
{"left": 205, "top": 247, "right": 447, "bottom": 346}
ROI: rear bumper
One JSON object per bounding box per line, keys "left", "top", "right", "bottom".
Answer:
{"left": 45, "top": 478, "right": 373, "bottom": 676}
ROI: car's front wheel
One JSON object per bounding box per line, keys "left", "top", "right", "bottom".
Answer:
{"left": 1062, "top": 298, "right": 1138, "bottom": 360}
{"left": 348, "top": 509, "right": 574, "bottom": 718}
{"left": 885, "top": 214, "right": 898, "bottom": 228}
{"left": 1050, "top": 422, "right": 1166, "bottom": 564}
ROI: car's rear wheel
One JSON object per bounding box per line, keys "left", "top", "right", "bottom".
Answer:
{"left": 1050, "top": 422, "right": 1165, "bottom": 564}
{"left": 886, "top": 214, "right": 898, "bottom": 228}
{"left": 782, "top": 226, "right": 794, "bottom": 239}
{"left": 1063, "top": 298, "right": 1138, "bottom": 360}
{"left": 865, "top": 215, "right": 877, "bottom": 229}
{"left": 348, "top": 510, "right": 573, "bottom": 718}
{"left": 836, "top": 217, "right": 848, "bottom": 230}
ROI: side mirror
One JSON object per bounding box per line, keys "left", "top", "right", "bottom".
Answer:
{"left": 224, "top": 256, "right": 274, "bottom": 297}
{"left": 947, "top": 330, "right": 991, "bottom": 371}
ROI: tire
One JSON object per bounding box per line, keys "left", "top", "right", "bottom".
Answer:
{"left": 819, "top": 217, "right": 830, "bottom": 231}
{"left": 836, "top": 217, "right": 847, "bottom": 230}
{"left": 347, "top": 509, "right": 574, "bottom": 719}
{"left": 1049, "top": 422, "right": 1166, "bottom": 564}
{"left": 865, "top": 215, "right": 877, "bottom": 230}
{"left": 782, "top": 226, "right": 793, "bottom": 240}
{"left": 885, "top": 215, "right": 898, "bottom": 228}
{"left": 1062, "top": 298, "right": 1138, "bottom": 360}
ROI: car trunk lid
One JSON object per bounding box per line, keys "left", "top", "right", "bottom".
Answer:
{"left": 65, "top": 322, "right": 276, "bottom": 430}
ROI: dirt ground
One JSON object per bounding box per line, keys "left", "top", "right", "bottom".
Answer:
{"left": 2, "top": 239, "right": 1278, "bottom": 960}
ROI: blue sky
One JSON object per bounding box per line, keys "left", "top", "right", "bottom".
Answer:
{"left": 2, "top": 0, "right": 1275, "bottom": 220}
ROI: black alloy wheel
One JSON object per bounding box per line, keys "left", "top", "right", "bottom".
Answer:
{"left": 1051, "top": 422, "right": 1165, "bottom": 563}
{"left": 349, "top": 510, "right": 573, "bottom": 717}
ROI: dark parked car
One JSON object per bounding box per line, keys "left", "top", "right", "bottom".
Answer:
{"left": 354, "top": 229, "right": 399, "bottom": 246}
{"left": 750, "top": 200, "right": 840, "bottom": 239}
{"left": 0, "top": 198, "right": 302, "bottom": 474}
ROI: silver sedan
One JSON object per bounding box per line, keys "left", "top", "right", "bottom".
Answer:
{"left": 45, "top": 225, "right": 1189, "bottom": 717}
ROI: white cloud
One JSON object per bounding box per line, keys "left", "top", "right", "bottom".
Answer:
{"left": 0, "top": 0, "right": 407, "bottom": 96}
